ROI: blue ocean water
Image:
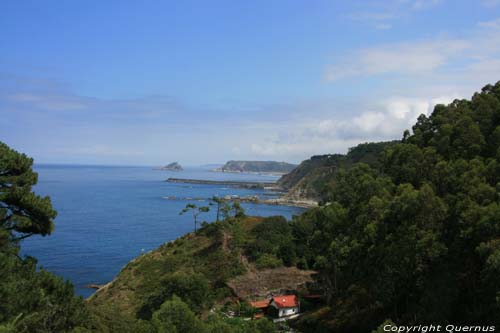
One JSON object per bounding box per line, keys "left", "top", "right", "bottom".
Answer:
{"left": 21, "top": 165, "right": 304, "bottom": 298}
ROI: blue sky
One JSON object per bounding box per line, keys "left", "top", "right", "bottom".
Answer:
{"left": 1, "top": 0, "right": 500, "bottom": 165}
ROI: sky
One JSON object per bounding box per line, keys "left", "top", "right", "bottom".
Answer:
{"left": 1, "top": 0, "right": 500, "bottom": 166}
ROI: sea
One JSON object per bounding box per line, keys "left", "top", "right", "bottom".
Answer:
{"left": 21, "top": 165, "right": 304, "bottom": 298}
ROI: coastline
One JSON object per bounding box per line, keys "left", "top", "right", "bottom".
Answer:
{"left": 162, "top": 195, "right": 318, "bottom": 209}
{"left": 163, "top": 177, "right": 318, "bottom": 209}
{"left": 210, "top": 169, "right": 289, "bottom": 177}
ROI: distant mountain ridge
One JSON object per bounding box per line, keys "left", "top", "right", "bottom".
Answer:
{"left": 216, "top": 160, "right": 297, "bottom": 174}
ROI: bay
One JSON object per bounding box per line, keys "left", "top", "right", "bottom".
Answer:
{"left": 21, "top": 165, "right": 304, "bottom": 298}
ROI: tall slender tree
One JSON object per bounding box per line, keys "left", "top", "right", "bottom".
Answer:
{"left": 179, "top": 204, "right": 210, "bottom": 232}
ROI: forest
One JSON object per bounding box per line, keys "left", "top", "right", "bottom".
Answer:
{"left": 290, "top": 81, "right": 500, "bottom": 331}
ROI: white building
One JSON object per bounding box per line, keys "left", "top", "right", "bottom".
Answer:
{"left": 269, "top": 295, "right": 299, "bottom": 318}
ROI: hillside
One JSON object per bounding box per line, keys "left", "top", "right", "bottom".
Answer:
{"left": 89, "top": 219, "right": 248, "bottom": 318}
{"left": 287, "top": 81, "right": 500, "bottom": 331}
{"left": 88, "top": 214, "right": 318, "bottom": 331}
{"left": 216, "top": 160, "right": 297, "bottom": 174}
{"left": 278, "top": 141, "right": 396, "bottom": 202}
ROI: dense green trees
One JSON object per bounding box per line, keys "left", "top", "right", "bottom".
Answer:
{"left": 248, "top": 215, "right": 296, "bottom": 266}
{"left": 152, "top": 296, "right": 205, "bottom": 333}
{"left": 0, "top": 142, "right": 91, "bottom": 332}
{"left": 151, "top": 296, "right": 275, "bottom": 333}
{"left": 0, "top": 254, "right": 92, "bottom": 332}
{"left": 291, "top": 81, "right": 500, "bottom": 331}
{"left": 139, "top": 272, "right": 211, "bottom": 319}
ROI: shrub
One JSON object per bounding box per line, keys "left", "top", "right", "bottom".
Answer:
{"left": 255, "top": 254, "right": 282, "bottom": 269}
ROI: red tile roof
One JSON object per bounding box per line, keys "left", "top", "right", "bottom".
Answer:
{"left": 272, "top": 295, "right": 298, "bottom": 308}
{"left": 249, "top": 300, "right": 271, "bottom": 309}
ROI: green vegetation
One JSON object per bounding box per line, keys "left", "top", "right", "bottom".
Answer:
{"left": 0, "top": 142, "right": 92, "bottom": 332}
{"left": 179, "top": 203, "right": 210, "bottom": 232}
{"left": 88, "top": 213, "right": 283, "bottom": 332}
{"left": 291, "top": 81, "right": 500, "bottom": 331}
{"left": 0, "top": 142, "right": 57, "bottom": 247}
{"left": 247, "top": 215, "right": 296, "bottom": 267}
{"left": 277, "top": 141, "right": 396, "bottom": 202}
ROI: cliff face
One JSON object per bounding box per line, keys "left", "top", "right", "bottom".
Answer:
{"left": 217, "top": 160, "right": 296, "bottom": 173}
{"left": 278, "top": 142, "right": 397, "bottom": 202}
{"left": 277, "top": 155, "right": 338, "bottom": 201}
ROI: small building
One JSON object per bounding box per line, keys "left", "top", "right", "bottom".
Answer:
{"left": 269, "top": 295, "right": 299, "bottom": 318}
{"left": 248, "top": 300, "right": 270, "bottom": 319}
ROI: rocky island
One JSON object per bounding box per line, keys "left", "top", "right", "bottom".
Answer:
{"left": 155, "top": 162, "right": 183, "bottom": 171}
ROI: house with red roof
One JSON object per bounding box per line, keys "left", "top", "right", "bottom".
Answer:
{"left": 248, "top": 294, "right": 301, "bottom": 319}
{"left": 269, "top": 295, "right": 299, "bottom": 318}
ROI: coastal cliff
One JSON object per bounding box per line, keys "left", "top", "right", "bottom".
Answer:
{"left": 277, "top": 141, "right": 396, "bottom": 202}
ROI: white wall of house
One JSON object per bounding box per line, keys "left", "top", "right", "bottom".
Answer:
{"left": 278, "top": 306, "right": 299, "bottom": 317}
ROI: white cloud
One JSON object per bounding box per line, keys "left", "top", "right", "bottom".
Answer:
{"left": 231, "top": 146, "right": 242, "bottom": 155}
{"left": 326, "top": 19, "right": 500, "bottom": 83}
{"left": 315, "top": 96, "right": 457, "bottom": 138}
{"left": 348, "top": 12, "right": 395, "bottom": 22}
{"left": 375, "top": 23, "right": 392, "bottom": 30}
{"left": 230, "top": 21, "right": 500, "bottom": 162}
{"left": 248, "top": 95, "right": 459, "bottom": 160}
{"left": 250, "top": 138, "right": 362, "bottom": 159}
{"left": 8, "top": 92, "right": 88, "bottom": 110}
{"left": 325, "top": 39, "right": 469, "bottom": 81}
{"left": 478, "top": 18, "right": 500, "bottom": 29}
{"left": 54, "top": 144, "right": 144, "bottom": 157}
{"left": 408, "top": 0, "right": 443, "bottom": 10}
{"left": 348, "top": 0, "right": 443, "bottom": 30}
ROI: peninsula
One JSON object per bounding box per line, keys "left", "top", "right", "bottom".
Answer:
{"left": 215, "top": 160, "right": 297, "bottom": 174}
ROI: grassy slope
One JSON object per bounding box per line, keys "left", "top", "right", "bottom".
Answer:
{"left": 87, "top": 216, "right": 262, "bottom": 318}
